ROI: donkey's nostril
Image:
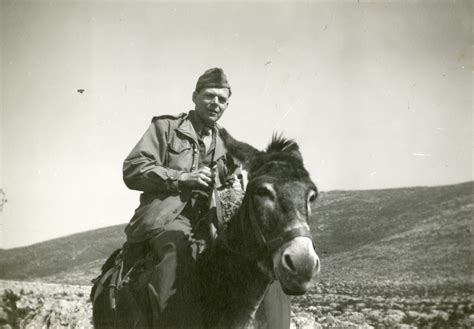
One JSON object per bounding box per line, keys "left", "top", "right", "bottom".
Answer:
{"left": 284, "top": 254, "right": 296, "bottom": 273}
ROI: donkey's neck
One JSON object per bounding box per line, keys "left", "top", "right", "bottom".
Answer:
{"left": 200, "top": 207, "right": 273, "bottom": 328}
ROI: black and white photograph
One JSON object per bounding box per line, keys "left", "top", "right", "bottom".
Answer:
{"left": 0, "top": 0, "right": 472, "bottom": 328}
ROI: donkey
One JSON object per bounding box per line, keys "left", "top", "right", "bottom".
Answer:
{"left": 92, "top": 131, "right": 320, "bottom": 328}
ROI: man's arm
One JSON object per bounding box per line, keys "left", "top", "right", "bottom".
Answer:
{"left": 123, "top": 119, "right": 215, "bottom": 194}
{"left": 123, "top": 120, "right": 183, "bottom": 194}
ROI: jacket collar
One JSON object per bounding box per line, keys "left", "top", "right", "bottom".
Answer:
{"left": 176, "top": 111, "right": 227, "bottom": 161}
{"left": 176, "top": 112, "right": 199, "bottom": 145}
{"left": 214, "top": 124, "right": 226, "bottom": 161}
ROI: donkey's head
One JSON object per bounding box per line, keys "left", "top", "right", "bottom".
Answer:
{"left": 220, "top": 129, "right": 320, "bottom": 295}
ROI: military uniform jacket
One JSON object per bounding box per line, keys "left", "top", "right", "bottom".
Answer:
{"left": 123, "top": 111, "right": 237, "bottom": 243}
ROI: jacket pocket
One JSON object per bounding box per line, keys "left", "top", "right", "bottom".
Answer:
{"left": 167, "top": 138, "right": 193, "bottom": 170}
{"left": 168, "top": 139, "right": 192, "bottom": 154}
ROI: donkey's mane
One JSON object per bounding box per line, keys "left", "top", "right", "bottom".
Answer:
{"left": 266, "top": 133, "right": 297, "bottom": 153}
{"left": 251, "top": 134, "right": 309, "bottom": 181}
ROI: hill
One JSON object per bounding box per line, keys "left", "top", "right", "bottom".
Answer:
{"left": 0, "top": 181, "right": 472, "bottom": 286}
{"left": 310, "top": 181, "right": 473, "bottom": 284}
{"left": 0, "top": 225, "right": 126, "bottom": 284}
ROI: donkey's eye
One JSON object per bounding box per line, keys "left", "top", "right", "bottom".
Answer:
{"left": 256, "top": 185, "right": 275, "bottom": 200}
{"left": 308, "top": 190, "right": 318, "bottom": 203}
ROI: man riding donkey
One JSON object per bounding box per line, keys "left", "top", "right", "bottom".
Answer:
{"left": 120, "top": 68, "right": 291, "bottom": 328}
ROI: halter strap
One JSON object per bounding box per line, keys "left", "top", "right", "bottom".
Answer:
{"left": 265, "top": 227, "right": 313, "bottom": 252}
{"left": 247, "top": 197, "right": 314, "bottom": 253}
{"left": 217, "top": 186, "right": 316, "bottom": 260}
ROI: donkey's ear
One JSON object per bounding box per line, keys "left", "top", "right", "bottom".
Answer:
{"left": 284, "top": 143, "right": 303, "bottom": 162}
{"left": 218, "top": 128, "right": 259, "bottom": 165}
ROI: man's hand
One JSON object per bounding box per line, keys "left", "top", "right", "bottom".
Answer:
{"left": 178, "top": 167, "right": 215, "bottom": 190}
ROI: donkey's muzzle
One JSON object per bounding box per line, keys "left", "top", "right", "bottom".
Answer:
{"left": 274, "top": 237, "right": 319, "bottom": 295}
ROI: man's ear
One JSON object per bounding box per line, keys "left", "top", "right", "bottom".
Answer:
{"left": 192, "top": 91, "right": 197, "bottom": 104}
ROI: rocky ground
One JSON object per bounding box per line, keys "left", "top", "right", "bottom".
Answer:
{"left": 1, "top": 279, "right": 473, "bottom": 328}
{"left": 0, "top": 280, "right": 92, "bottom": 328}
{"left": 291, "top": 280, "right": 474, "bottom": 328}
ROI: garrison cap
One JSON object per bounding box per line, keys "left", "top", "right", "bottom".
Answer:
{"left": 195, "top": 68, "right": 231, "bottom": 95}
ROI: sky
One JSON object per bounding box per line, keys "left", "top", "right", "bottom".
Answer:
{"left": 0, "top": 0, "right": 472, "bottom": 248}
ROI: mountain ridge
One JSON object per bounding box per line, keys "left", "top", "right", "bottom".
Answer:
{"left": 0, "top": 181, "right": 472, "bottom": 285}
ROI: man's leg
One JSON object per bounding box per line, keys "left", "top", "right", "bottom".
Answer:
{"left": 147, "top": 217, "right": 203, "bottom": 328}
{"left": 122, "top": 241, "right": 148, "bottom": 273}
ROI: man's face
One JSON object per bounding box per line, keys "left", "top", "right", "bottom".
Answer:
{"left": 192, "top": 87, "right": 230, "bottom": 126}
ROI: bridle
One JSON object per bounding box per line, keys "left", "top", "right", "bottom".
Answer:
{"left": 218, "top": 191, "right": 315, "bottom": 260}
{"left": 247, "top": 195, "right": 314, "bottom": 252}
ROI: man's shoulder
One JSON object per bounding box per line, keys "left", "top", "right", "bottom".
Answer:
{"left": 151, "top": 112, "right": 187, "bottom": 124}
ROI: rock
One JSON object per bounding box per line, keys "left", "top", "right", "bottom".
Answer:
{"left": 292, "top": 311, "right": 321, "bottom": 329}
{"left": 430, "top": 309, "right": 449, "bottom": 321}
{"left": 383, "top": 309, "right": 406, "bottom": 327}
{"left": 323, "top": 314, "right": 372, "bottom": 329}
{"left": 322, "top": 306, "right": 332, "bottom": 312}
{"left": 322, "top": 315, "right": 337, "bottom": 326}
{"left": 338, "top": 311, "right": 367, "bottom": 325}
{"left": 0, "top": 308, "right": 8, "bottom": 322}
{"left": 372, "top": 296, "right": 384, "bottom": 303}
{"left": 307, "top": 305, "right": 323, "bottom": 316}
{"left": 3, "top": 286, "right": 93, "bottom": 329}
{"left": 459, "top": 314, "right": 474, "bottom": 327}
{"left": 360, "top": 308, "right": 372, "bottom": 314}
{"left": 74, "top": 315, "right": 93, "bottom": 328}
{"left": 360, "top": 325, "right": 374, "bottom": 329}
{"left": 19, "top": 307, "right": 46, "bottom": 328}
{"left": 365, "top": 309, "right": 382, "bottom": 322}
{"left": 405, "top": 310, "right": 421, "bottom": 318}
